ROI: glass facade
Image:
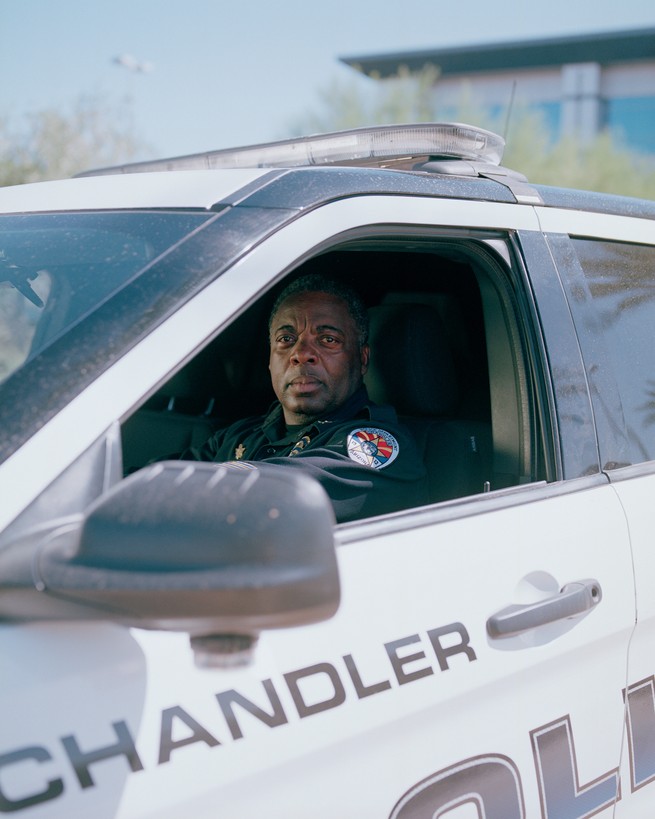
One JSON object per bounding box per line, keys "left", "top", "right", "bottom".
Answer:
{"left": 606, "top": 97, "right": 655, "bottom": 155}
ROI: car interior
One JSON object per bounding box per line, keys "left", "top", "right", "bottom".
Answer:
{"left": 121, "top": 236, "right": 544, "bottom": 516}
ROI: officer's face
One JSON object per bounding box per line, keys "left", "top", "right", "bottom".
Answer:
{"left": 269, "top": 291, "right": 370, "bottom": 425}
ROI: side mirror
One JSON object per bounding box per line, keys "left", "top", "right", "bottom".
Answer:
{"left": 9, "top": 462, "right": 340, "bottom": 664}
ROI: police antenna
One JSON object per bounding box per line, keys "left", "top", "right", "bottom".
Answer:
{"left": 503, "top": 80, "right": 518, "bottom": 143}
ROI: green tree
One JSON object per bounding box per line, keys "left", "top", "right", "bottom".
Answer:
{"left": 291, "top": 69, "right": 655, "bottom": 199}
{"left": 0, "top": 95, "right": 150, "bottom": 186}
{"left": 289, "top": 65, "right": 440, "bottom": 134}
{"left": 500, "top": 108, "right": 655, "bottom": 198}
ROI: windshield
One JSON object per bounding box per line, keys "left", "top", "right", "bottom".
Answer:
{"left": 0, "top": 211, "right": 212, "bottom": 383}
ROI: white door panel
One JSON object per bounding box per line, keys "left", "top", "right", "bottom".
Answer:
{"left": 610, "top": 471, "right": 655, "bottom": 817}
{"left": 4, "top": 483, "right": 630, "bottom": 817}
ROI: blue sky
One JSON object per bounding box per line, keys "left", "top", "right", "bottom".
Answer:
{"left": 2, "top": 0, "right": 655, "bottom": 162}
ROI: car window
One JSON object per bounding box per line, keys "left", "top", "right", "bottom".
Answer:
{"left": 121, "top": 236, "right": 546, "bottom": 516}
{"left": 571, "top": 238, "right": 655, "bottom": 465}
{"left": 0, "top": 211, "right": 212, "bottom": 383}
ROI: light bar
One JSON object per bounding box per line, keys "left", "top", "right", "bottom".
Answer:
{"left": 79, "top": 123, "right": 505, "bottom": 177}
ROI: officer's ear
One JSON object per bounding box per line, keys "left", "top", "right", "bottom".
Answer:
{"left": 360, "top": 343, "right": 370, "bottom": 375}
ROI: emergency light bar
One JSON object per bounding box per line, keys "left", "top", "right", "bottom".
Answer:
{"left": 79, "top": 123, "right": 505, "bottom": 176}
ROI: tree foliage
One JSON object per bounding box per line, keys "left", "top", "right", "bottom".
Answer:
{"left": 290, "top": 65, "right": 441, "bottom": 134}
{"left": 0, "top": 95, "right": 149, "bottom": 186}
{"left": 501, "top": 109, "right": 655, "bottom": 198}
{"left": 291, "top": 68, "right": 655, "bottom": 199}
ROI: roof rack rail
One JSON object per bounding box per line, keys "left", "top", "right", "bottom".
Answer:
{"left": 77, "top": 122, "right": 506, "bottom": 177}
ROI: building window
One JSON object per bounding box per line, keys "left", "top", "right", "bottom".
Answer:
{"left": 606, "top": 97, "right": 655, "bottom": 155}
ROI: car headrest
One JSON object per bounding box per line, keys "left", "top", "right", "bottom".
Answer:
{"left": 365, "top": 303, "right": 459, "bottom": 417}
{"left": 152, "top": 343, "right": 224, "bottom": 414}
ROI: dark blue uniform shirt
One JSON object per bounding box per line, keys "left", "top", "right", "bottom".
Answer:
{"left": 183, "top": 386, "right": 428, "bottom": 522}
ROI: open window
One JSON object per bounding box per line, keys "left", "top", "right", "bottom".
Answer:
{"left": 121, "top": 232, "right": 546, "bottom": 515}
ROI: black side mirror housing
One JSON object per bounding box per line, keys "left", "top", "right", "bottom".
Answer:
{"left": 7, "top": 462, "right": 340, "bottom": 644}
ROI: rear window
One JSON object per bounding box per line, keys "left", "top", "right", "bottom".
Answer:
{"left": 0, "top": 211, "right": 211, "bottom": 382}
{"left": 572, "top": 238, "right": 655, "bottom": 464}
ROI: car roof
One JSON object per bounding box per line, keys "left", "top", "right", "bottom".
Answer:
{"left": 3, "top": 165, "right": 655, "bottom": 223}
{"left": 0, "top": 168, "right": 275, "bottom": 213}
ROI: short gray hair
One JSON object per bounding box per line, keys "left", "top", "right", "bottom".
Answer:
{"left": 268, "top": 273, "right": 369, "bottom": 347}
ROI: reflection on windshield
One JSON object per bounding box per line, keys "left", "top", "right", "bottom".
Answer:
{"left": 0, "top": 211, "right": 210, "bottom": 383}
{"left": 0, "top": 270, "right": 51, "bottom": 381}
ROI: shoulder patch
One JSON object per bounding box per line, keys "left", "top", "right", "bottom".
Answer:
{"left": 346, "top": 427, "right": 399, "bottom": 470}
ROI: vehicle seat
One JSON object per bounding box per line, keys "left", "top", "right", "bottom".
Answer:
{"left": 121, "top": 347, "right": 221, "bottom": 473}
{"left": 365, "top": 302, "right": 493, "bottom": 502}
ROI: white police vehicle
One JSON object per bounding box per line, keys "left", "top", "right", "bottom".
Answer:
{"left": 1, "top": 123, "right": 655, "bottom": 818}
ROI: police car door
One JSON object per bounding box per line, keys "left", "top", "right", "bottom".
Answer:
{"left": 535, "top": 210, "right": 655, "bottom": 817}
{"left": 127, "top": 195, "right": 633, "bottom": 817}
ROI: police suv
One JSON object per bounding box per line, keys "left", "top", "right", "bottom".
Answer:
{"left": 1, "top": 123, "right": 655, "bottom": 818}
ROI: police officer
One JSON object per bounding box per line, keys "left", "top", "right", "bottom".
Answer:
{"left": 184, "top": 274, "right": 428, "bottom": 522}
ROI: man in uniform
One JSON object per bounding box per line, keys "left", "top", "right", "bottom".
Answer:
{"left": 184, "top": 274, "right": 428, "bottom": 522}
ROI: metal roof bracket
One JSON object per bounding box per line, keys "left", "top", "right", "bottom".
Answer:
{"left": 478, "top": 169, "right": 544, "bottom": 205}
{"left": 416, "top": 159, "right": 543, "bottom": 204}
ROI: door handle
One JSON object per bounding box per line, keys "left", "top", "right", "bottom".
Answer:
{"left": 487, "top": 579, "right": 602, "bottom": 639}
